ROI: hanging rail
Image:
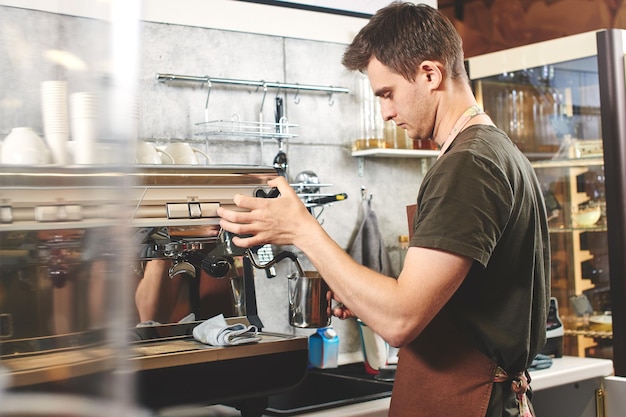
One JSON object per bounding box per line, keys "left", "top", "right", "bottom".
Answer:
{"left": 155, "top": 73, "right": 349, "bottom": 95}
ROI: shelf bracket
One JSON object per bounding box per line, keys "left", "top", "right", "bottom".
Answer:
{"left": 357, "top": 157, "right": 365, "bottom": 177}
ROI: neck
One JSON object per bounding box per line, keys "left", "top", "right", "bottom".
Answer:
{"left": 433, "top": 101, "right": 480, "bottom": 146}
{"left": 436, "top": 105, "right": 484, "bottom": 159}
{"left": 432, "top": 79, "right": 481, "bottom": 146}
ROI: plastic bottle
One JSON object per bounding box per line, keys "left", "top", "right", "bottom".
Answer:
{"left": 308, "top": 326, "right": 339, "bottom": 369}
{"left": 398, "top": 235, "right": 409, "bottom": 269}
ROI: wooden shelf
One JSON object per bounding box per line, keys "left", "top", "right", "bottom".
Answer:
{"left": 531, "top": 157, "right": 604, "bottom": 169}
{"left": 351, "top": 148, "right": 439, "bottom": 158}
{"left": 565, "top": 329, "right": 613, "bottom": 339}
{"left": 351, "top": 148, "right": 438, "bottom": 176}
{"left": 548, "top": 225, "right": 608, "bottom": 233}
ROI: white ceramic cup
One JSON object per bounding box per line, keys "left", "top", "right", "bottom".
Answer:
{"left": 136, "top": 142, "right": 173, "bottom": 164}
{"left": 162, "top": 143, "right": 210, "bottom": 165}
{"left": 1, "top": 127, "right": 51, "bottom": 165}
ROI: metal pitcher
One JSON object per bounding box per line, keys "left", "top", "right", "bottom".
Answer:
{"left": 288, "top": 270, "right": 331, "bottom": 328}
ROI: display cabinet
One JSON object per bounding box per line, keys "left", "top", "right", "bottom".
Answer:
{"left": 468, "top": 30, "right": 626, "bottom": 375}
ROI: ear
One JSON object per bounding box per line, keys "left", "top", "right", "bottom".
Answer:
{"left": 419, "top": 60, "right": 443, "bottom": 90}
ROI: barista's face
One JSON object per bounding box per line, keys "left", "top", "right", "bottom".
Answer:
{"left": 367, "top": 57, "right": 436, "bottom": 141}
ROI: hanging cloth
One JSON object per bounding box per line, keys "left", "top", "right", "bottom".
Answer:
{"left": 349, "top": 199, "right": 392, "bottom": 276}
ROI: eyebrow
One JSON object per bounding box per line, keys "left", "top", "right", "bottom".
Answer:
{"left": 373, "top": 87, "right": 391, "bottom": 97}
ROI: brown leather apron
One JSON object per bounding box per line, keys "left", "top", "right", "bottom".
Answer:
{"left": 388, "top": 313, "right": 496, "bottom": 417}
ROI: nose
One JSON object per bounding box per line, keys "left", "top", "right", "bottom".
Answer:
{"left": 379, "top": 99, "right": 396, "bottom": 122}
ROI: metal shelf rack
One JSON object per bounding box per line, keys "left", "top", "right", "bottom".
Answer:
{"left": 156, "top": 72, "right": 349, "bottom": 142}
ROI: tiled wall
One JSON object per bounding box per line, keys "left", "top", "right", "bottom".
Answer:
{"left": 0, "top": 6, "right": 428, "bottom": 358}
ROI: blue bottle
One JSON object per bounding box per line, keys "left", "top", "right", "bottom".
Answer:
{"left": 308, "top": 326, "right": 339, "bottom": 369}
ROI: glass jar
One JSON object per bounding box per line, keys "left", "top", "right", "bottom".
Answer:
{"left": 354, "top": 73, "right": 384, "bottom": 150}
{"left": 414, "top": 138, "right": 438, "bottom": 150}
{"left": 395, "top": 126, "right": 411, "bottom": 149}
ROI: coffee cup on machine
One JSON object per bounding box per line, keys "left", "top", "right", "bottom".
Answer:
{"left": 136, "top": 142, "right": 173, "bottom": 164}
{"left": 162, "top": 142, "right": 210, "bottom": 165}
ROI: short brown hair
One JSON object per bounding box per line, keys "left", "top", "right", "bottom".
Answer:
{"left": 342, "top": 2, "right": 466, "bottom": 82}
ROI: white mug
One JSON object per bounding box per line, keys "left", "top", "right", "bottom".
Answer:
{"left": 1, "top": 127, "right": 51, "bottom": 165}
{"left": 162, "top": 143, "right": 210, "bottom": 165}
{"left": 136, "top": 142, "right": 173, "bottom": 164}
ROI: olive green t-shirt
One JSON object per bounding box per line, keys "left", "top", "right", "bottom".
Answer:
{"left": 410, "top": 125, "right": 550, "bottom": 374}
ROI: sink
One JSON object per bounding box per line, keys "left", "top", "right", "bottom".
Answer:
{"left": 264, "top": 363, "right": 393, "bottom": 416}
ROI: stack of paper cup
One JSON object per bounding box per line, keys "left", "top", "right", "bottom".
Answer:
{"left": 41, "top": 81, "right": 69, "bottom": 165}
{"left": 70, "top": 92, "right": 99, "bottom": 164}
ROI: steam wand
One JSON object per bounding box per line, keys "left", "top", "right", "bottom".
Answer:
{"left": 245, "top": 249, "right": 305, "bottom": 279}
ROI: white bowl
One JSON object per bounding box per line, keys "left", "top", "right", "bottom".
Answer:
{"left": 1, "top": 127, "right": 51, "bottom": 165}
{"left": 589, "top": 314, "right": 612, "bottom": 331}
{"left": 572, "top": 208, "right": 601, "bottom": 227}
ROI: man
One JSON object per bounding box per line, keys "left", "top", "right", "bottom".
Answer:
{"left": 217, "top": 3, "right": 550, "bottom": 416}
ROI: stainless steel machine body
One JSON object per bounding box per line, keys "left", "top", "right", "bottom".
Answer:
{"left": 0, "top": 165, "right": 308, "bottom": 415}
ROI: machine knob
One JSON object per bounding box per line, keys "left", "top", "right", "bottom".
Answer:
{"left": 49, "top": 267, "right": 69, "bottom": 288}
{"left": 201, "top": 255, "right": 232, "bottom": 278}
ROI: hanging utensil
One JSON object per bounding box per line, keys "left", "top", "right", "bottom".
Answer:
{"left": 306, "top": 193, "right": 348, "bottom": 206}
{"left": 294, "top": 170, "right": 320, "bottom": 194}
{"left": 273, "top": 96, "right": 288, "bottom": 177}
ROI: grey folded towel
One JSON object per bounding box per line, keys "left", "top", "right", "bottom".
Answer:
{"left": 136, "top": 320, "right": 161, "bottom": 327}
{"left": 349, "top": 199, "right": 392, "bottom": 276}
{"left": 193, "top": 314, "right": 261, "bottom": 346}
{"left": 528, "top": 354, "right": 553, "bottom": 371}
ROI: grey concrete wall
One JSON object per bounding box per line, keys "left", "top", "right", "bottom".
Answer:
{"left": 0, "top": 6, "right": 428, "bottom": 358}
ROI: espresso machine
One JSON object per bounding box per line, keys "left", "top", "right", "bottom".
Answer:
{"left": 0, "top": 165, "right": 309, "bottom": 417}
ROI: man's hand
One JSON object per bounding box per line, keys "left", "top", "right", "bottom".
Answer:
{"left": 327, "top": 290, "right": 356, "bottom": 319}
{"left": 217, "top": 177, "right": 314, "bottom": 248}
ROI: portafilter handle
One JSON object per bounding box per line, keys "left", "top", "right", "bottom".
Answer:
{"left": 200, "top": 186, "right": 280, "bottom": 278}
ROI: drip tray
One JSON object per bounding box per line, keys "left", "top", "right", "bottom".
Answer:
{"left": 264, "top": 363, "right": 393, "bottom": 416}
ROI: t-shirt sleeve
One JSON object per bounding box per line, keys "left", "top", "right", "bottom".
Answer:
{"left": 410, "top": 151, "right": 513, "bottom": 267}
